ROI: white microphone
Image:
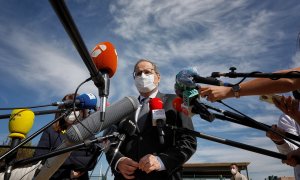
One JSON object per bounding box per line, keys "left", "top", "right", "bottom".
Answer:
{"left": 149, "top": 98, "right": 166, "bottom": 145}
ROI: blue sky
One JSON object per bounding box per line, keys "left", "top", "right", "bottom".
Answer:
{"left": 0, "top": 0, "right": 300, "bottom": 179}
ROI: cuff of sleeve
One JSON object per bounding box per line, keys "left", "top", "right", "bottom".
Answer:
{"left": 156, "top": 156, "right": 166, "bottom": 171}
{"left": 114, "top": 157, "right": 126, "bottom": 173}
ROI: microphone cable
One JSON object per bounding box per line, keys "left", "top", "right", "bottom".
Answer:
{"left": 70, "top": 76, "right": 97, "bottom": 137}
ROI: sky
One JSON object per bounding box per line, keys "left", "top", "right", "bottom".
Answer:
{"left": 0, "top": 0, "right": 300, "bottom": 179}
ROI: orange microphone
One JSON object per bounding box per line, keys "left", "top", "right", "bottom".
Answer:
{"left": 91, "top": 41, "right": 118, "bottom": 121}
{"left": 91, "top": 41, "right": 118, "bottom": 78}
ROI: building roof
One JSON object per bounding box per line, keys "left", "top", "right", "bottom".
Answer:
{"left": 183, "top": 162, "right": 250, "bottom": 178}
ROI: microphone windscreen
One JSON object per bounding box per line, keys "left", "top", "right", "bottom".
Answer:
{"left": 91, "top": 42, "right": 118, "bottom": 78}
{"left": 175, "top": 67, "right": 199, "bottom": 89}
{"left": 172, "top": 97, "right": 183, "bottom": 112}
{"left": 149, "top": 98, "right": 163, "bottom": 110}
{"left": 76, "top": 93, "right": 97, "bottom": 109}
{"left": 9, "top": 109, "right": 35, "bottom": 139}
{"left": 118, "top": 119, "right": 136, "bottom": 136}
{"left": 66, "top": 96, "right": 139, "bottom": 143}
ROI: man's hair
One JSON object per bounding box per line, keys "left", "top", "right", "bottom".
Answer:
{"left": 230, "top": 163, "right": 239, "bottom": 170}
{"left": 133, "top": 59, "right": 160, "bottom": 74}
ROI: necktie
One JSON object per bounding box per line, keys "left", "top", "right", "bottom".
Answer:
{"left": 137, "top": 97, "right": 149, "bottom": 131}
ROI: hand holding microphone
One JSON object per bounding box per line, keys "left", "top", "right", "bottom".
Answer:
{"left": 176, "top": 67, "right": 233, "bottom": 89}
{"left": 175, "top": 67, "right": 235, "bottom": 102}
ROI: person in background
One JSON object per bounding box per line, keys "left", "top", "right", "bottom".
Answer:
{"left": 230, "top": 163, "right": 247, "bottom": 180}
{"left": 105, "top": 59, "right": 197, "bottom": 180}
{"left": 266, "top": 95, "right": 300, "bottom": 179}
{"left": 34, "top": 93, "right": 100, "bottom": 180}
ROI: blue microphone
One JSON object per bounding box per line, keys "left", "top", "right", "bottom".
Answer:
{"left": 52, "top": 93, "right": 97, "bottom": 109}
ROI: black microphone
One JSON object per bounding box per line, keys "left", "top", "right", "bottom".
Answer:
{"left": 34, "top": 96, "right": 139, "bottom": 180}
{"left": 193, "top": 75, "right": 233, "bottom": 87}
{"left": 176, "top": 68, "right": 234, "bottom": 88}
{"left": 118, "top": 119, "right": 137, "bottom": 136}
{"left": 149, "top": 98, "right": 166, "bottom": 145}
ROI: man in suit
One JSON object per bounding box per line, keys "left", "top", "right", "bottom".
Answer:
{"left": 105, "top": 59, "right": 197, "bottom": 180}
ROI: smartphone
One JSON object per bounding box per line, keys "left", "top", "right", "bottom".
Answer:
{"left": 259, "top": 94, "right": 282, "bottom": 104}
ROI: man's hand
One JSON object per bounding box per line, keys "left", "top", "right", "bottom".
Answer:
{"left": 273, "top": 96, "right": 300, "bottom": 125}
{"left": 283, "top": 148, "right": 300, "bottom": 167}
{"left": 138, "top": 154, "right": 161, "bottom": 174}
{"left": 266, "top": 125, "right": 285, "bottom": 145}
{"left": 70, "top": 170, "right": 84, "bottom": 179}
{"left": 117, "top": 157, "right": 139, "bottom": 179}
{"left": 200, "top": 86, "right": 233, "bottom": 102}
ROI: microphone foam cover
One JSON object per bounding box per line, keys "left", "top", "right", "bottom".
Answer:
{"left": 172, "top": 97, "right": 183, "bottom": 112}
{"left": 66, "top": 96, "right": 139, "bottom": 143}
{"left": 76, "top": 93, "right": 97, "bottom": 109}
{"left": 91, "top": 42, "right": 118, "bottom": 78}
{"left": 149, "top": 97, "right": 163, "bottom": 110}
{"left": 9, "top": 109, "right": 35, "bottom": 139}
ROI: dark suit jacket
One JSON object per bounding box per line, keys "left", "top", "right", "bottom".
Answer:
{"left": 105, "top": 92, "right": 197, "bottom": 180}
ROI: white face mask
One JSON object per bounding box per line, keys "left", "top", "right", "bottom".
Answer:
{"left": 134, "top": 73, "right": 157, "bottom": 93}
{"left": 64, "top": 111, "right": 81, "bottom": 124}
{"left": 231, "top": 168, "right": 237, "bottom": 175}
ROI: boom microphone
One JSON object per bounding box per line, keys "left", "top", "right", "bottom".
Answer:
{"left": 52, "top": 93, "right": 97, "bottom": 109}
{"left": 91, "top": 42, "right": 118, "bottom": 78}
{"left": 66, "top": 96, "right": 139, "bottom": 143}
{"left": 149, "top": 98, "right": 166, "bottom": 144}
{"left": 176, "top": 68, "right": 233, "bottom": 88}
{"left": 34, "top": 96, "right": 139, "bottom": 180}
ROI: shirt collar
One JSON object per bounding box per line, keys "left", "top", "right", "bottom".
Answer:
{"left": 139, "top": 89, "right": 158, "bottom": 101}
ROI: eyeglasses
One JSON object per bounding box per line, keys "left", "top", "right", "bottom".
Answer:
{"left": 133, "top": 68, "right": 155, "bottom": 78}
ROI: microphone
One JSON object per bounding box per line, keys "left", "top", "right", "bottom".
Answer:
{"left": 173, "top": 85, "right": 215, "bottom": 122}
{"left": 118, "top": 119, "right": 137, "bottom": 136}
{"left": 34, "top": 96, "right": 139, "bottom": 180}
{"left": 176, "top": 67, "right": 233, "bottom": 88}
{"left": 91, "top": 41, "right": 118, "bottom": 78}
{"left": 172, "top": 97, "right": 183, "bottom": 112}
{"left": 149, "top": 98, "right": 166, "bottom": 144}
{"left": 66, "top": 96, "right": 139, "bottom": 143}
{"left": 52, "top": 93, "right": 97, "bottom": 109}
{"left": 91, "top": 42, "right": 118, "bottom": 121}
{"left": 5, "top": 109, "right": 35, "bottom": 179}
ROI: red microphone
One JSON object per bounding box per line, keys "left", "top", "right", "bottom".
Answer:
{"left": 172, "top": 97, "right": 194, "bottom": 117}
{"left": 91, "top": 41, "right": 118, "bottom": 78}
{"left": 172, "top": 97, "right": 183, "bottom": 112}
{"left": 149, "top": 98, "right": 166, "bottom": 144}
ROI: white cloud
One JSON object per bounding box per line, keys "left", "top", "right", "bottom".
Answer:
{"left": 0, "top": 27, "right": 98, "bottom": 102}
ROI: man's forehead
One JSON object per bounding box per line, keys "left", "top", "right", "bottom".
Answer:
{"left": 136, "top": 62, "right": 153, "bottom": 69}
